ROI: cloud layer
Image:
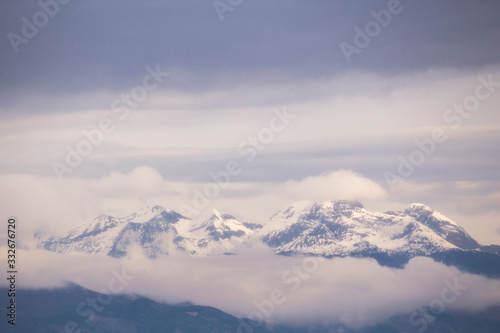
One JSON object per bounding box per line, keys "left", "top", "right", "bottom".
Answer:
{"left": 284, "top": 170, "right": 387, "bottom": 203}
{"left": 2, "top": 1, "right": 500, "bottom": 94}
{"left": 2, "top": 247, "right": 500, "bottom": 329}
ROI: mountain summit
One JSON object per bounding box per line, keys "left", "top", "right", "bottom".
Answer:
{"left": 37, "top": 200, "right": 500, "bottom": 275}
{"left": 258, "top": 200, "right": 475, "bottom": 257}
{"left": 38, "top": 205, "right": 259, "bottom": 257}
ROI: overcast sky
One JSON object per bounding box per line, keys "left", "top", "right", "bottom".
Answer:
{"left": 1, "top": 0, "right": 500, "bottom": 244}
{"left": 0, "top": 1, "right": 499, "bottom": 236}
{"left": 1, "top": 0, "right": 500, "bottom": 328}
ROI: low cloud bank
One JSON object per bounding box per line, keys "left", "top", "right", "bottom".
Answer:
{"left": 2, "top": 245, "right": 500, "bottom": 328}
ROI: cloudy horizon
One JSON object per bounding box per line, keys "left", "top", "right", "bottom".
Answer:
{"left": 1, "top": 1, "right": 500, "bottom": 330}
{"left": 1, "top": 0, "right": 499, "bottom": 242}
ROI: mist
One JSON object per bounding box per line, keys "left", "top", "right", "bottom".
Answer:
{"left": 3, "top": 244, "right": 500, "bottom": 329}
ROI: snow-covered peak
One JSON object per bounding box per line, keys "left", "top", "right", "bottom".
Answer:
{"left": 262, "top": 199, "right": 368, "bottom": 237}
{"left": 276, "top": 200, "right": 316, "bottom": 218}
{"left": 404, "top": 203, "right": 433, "bottom": 216}
{"left": 123, "top": 205, "right": 181, "bottom": 224}
{"left": 403, "top": 203, "right": 478, "bottom": 249}
{"left": 404, "top": 203, "right": 461, "bottom": 227}
{"left": 211, "top": 209, "right": 233, "bottom": 221}
{"left": 212, "top": 208, "right": 223, "bottom": 219}
{"left": 191, "top": 210, "right": 248, "bottom": 234}
{"left": 152, "top": 205, "right": 171, "bottom": 213}
{"left": 38, "top": 200, "right": 486, "bottom": 260}
{"left": 257, "top": 199, "right": 482, "bottom": 257}
{"left": 183, "top": 210, "right": 258, "bottom": 255}
{"left": 261, "top": 200, "right": 316, "bottom": 234}
{"left": 86, "top": 214, "right": 119, "bottom": 232}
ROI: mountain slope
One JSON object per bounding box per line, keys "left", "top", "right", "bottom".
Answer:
{"left": 37, "top": 200, "right": 500, "bottom": 276}
{"left": 258, "top": 200, "right": 468, "bottom": 256}
{"left": 40, "top": 206, "right": 187, "bottom": 258}
{"left": 403, "top": 203, "right": 480, "bottom": 250}
{"left": 184, "top": 209, "right": 260, "bottom": 255}
{"left": 38, "top": 206, "right": 259, "bottom": 258}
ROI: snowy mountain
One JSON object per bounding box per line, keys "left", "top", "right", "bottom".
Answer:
{"left": 257, "top": 200, "right": 481, "bottom": 257}
{"left": 38, "top": 200, "right": 500, "bottom": 275}
{"left": 403, "top": 203, "right": 480, "bottom": 250}
{"left": 186, "top": 209, "right": 261, "bottom": 256}
{"left": 38, "top": 206, "right": 260, "bottom": 258}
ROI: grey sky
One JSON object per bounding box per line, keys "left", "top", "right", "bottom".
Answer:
{"left": 1, "top": 1, "right": 500, "bottom": 244}
{"left": 1, "top": 2, "right": 500, "bottom": 328}
{"left": 1, "top": 0, "right": 500, "bottom": 96}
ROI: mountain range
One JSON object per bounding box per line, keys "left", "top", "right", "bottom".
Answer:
{"left": 37, "top": 199, "right": 500, "bottom": 276}
{"left": 38, "top": 205, "right": 260, "bottom": 257}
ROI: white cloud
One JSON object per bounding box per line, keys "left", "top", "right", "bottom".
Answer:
{"left": 2, "top": 247, "right": 500, "bottom": 329}
{"left": 0, "top": 167, "right": 183, "bottom": 237}
{"left": 284, "top": 170, "right": 387, "bottom": 203}
{"left": 89, "top": 166, "right": 166, "bottom": 196}
{"left": 0, "top": 174, "right": 85, "bottom": 238}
